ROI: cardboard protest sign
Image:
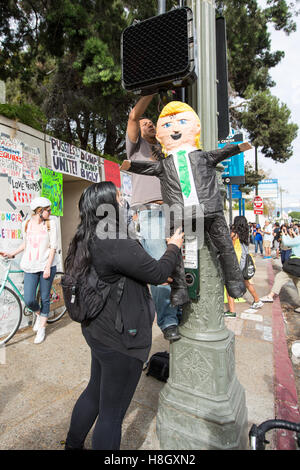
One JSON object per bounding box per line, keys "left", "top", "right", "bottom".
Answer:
{"left": 39, "top": 167, "right": 63, "bottom": 216}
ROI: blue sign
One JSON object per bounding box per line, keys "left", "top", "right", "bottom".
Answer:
{"left": 219, "top": 142, "right": 245, "bottom": 178}
{"left": 218, "top": 133, "right": 245, "bottom": 184}
{"left": 226, "top": 184, "right": 242, "bottom": 199}
{"left": 258, "top": 179, "right": 278, "bottom": 198}
{"left": 232, "top": 184, "right": 242, "bottom": 199}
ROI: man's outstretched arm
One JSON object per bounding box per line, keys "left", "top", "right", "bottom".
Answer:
{"left": 120, "top": 159, "right": 162, "bottom": 177}
{"left": 208, "top": 142, "right": 252, "bottom": 166}
{"left": 126, "top": 94, "right": 156, "bottom": 144}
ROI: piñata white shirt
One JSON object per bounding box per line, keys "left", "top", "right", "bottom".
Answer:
{"left": 169, "top": 144, "right": 200, "bottom": 207}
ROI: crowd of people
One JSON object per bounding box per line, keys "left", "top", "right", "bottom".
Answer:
{"left": 249, "top": 220, "right": 300, "bottom": 263}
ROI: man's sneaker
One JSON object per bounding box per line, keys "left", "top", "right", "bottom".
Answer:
{"left": 34, "top": 327, "right": 46, "bottom": 344}
{"left": 251, "top": 300, "right": 264, "bottom": 309}
{"left": 260, "top": 295, "right": 273, "bottom": 302}
{"left": 224, "top": 311, "right": 236, "bottom": 318}
{"left": 33, "top": 315, "right": 41, "bottom": 332}
{"left": 294, "top": 307, "right": 300, "bottom": 313}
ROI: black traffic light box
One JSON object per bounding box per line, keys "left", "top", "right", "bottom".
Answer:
{"left": 121, "top": 7, "right": 197, "bottom": 94}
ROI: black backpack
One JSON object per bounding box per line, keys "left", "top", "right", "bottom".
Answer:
{"left": 61, "top": 265, "right": 125, "bottom": 324}
{"left": 145, "top": 351, "right": 169, "bottom": 382}
{"left": 283, "top": 256, "right": 300, "bottom": 277}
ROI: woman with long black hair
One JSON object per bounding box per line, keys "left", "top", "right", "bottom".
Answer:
{"left": 225, "top": 216, "right": 263, "bottom": 317}
{"left": 64, "top": 181, "right": 183, "bottom": 450}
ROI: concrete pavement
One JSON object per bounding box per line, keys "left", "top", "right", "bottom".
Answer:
{"left": 1, "top": 247, "right": 299, "bottom": 450}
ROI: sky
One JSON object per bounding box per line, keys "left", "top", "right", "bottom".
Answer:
{"left": 243, "top": 8, "right": 300, "bottom": 212}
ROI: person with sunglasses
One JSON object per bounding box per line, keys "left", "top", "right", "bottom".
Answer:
{"left": 2, "top": 197, "right": 58, "bottom": 344}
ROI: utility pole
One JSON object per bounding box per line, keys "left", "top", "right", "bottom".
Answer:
{"left": 156, "top": 0, "right": 248, "bottom": 450}
{"left": 255, "top": 146, "right": 259, "bottom": 224}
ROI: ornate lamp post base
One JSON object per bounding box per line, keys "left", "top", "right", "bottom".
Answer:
{"left": 157, "top": 239, "right": 248, "bottom": 450}
{"left": 157, "top": 331, "right": 248, "bottom": 450}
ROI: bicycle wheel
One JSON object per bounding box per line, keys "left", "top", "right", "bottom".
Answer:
{"left": 0, "top": 286, "right": 23, "bottom": 345}
{"left": 46, "top": 271, "right": 67, "bottom": 323}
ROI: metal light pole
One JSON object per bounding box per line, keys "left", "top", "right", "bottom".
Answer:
{"left": 156, "top": 0, "right": 248, "bottom": 450}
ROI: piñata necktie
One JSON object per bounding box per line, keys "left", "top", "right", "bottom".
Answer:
{"left": 177, "top": 150, "right": 191, "bottom": 198}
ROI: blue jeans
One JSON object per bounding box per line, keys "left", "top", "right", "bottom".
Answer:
{"left": 281, "top": 249, "right": 292, "bottom": 265}
{"left": 23, "top": 266, "right": 57, "bottom": 317}
{"left": 255, "top": 239, "right": 263, "bottom": 254}
{"left": 138, "top": 209, "right": 179, "bottom": 331}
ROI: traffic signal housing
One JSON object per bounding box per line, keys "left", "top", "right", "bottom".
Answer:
{"left": 121, "top": 7, "right": 197, "bottom": 94}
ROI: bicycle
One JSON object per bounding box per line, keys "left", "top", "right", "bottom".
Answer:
{"left": 249, "top": 419, "right": 300, "bottom": 450}
{"left": 0, "top": 256, "right": 66, "bottom": 345}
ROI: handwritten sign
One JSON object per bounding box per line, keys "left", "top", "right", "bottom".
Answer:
{"left": 9, "top": 177, "right": 41, "bottom": 207}
{"left": 103, "top": 160, "right": 121, "bottom": 188}
{"left": 0, "top": 137, "right": 23, "bottom": 178}
{"left": 50, "top": 137, "right": 100, "bottom": 182}
{"left": 40, "top": 167, "right": 63, "bottom": 216}
{"left": 22, "top": 145, "right": 40, "bottom": 181}
{"left": 0, "top": 211, "right": 23, "bottom": 248}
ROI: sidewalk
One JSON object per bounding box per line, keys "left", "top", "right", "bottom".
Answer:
{"left": 1, "top": 249, "right": 299, "bottom": 450}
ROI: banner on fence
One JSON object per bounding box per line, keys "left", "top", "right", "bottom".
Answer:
{"left": 50, "top": 137, "right": 100, "bottom": 183}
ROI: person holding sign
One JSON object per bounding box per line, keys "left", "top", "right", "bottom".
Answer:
{"left": 1, "top": 197, "right": 58, "bottom": 344}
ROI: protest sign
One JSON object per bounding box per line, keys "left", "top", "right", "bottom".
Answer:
{"left": 22, "top": 145, "right": 40, "bottom": 181}
{"left": 40, "top": 167, "right": 63, "bottom": 216}
{"left": 9, "top": 177, "right": 41, "bottom": 206}
{"left": 50, "top": 137, "right": 100, "bottom": 182}
{"left": 0, "top": 211, "right": 23, "bottom": 250}
{"left": 0, "top": 137, "right": 23, "bottom": 178}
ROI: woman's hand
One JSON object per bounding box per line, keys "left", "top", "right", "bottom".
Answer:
{"left": 167, "top": 227, "right": 184, "bottom": 249}
{"left": 43, "top": 267, "right": 51, "bottom": 279}
{"left": 0, "top": 252, "right": 15, "bottom": 259}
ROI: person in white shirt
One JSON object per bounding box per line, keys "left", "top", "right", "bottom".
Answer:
{"left": 262, "top": 220, "right": 273, "bottom": 259}
{"left": 2, "top": 197, "right": 58, "bottom": 344}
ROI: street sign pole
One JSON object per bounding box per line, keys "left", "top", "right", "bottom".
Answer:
{"left": 157, "top": 0, "right": 248, "bottom": 450}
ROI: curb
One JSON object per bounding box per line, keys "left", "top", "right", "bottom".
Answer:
{"left": 268, "top": 261, "right": 300, "bottom": 450}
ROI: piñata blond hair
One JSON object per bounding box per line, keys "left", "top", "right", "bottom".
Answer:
{"left": 157, "top": 101, "right": 202, "bottom": 155}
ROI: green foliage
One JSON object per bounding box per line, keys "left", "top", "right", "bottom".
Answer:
{"left": 288, "top": 211, "right": 300, "bottom": 221}
{"left": 100, "top": 153, "right": 123, "bottom": 165}
{"left": 216, "top": 0, "right": 297, "bottom": 96}
{"left": 0, "top": 103, "right": 47, "bottom": 132}
{"left": 0, "top": 0, "right": 298, "bottom": 161}
{"left": 237, "top": 88, "right": 298, "bottom": 162}
{"left": 239, "top": 161, "right": 264, "bottom": 194}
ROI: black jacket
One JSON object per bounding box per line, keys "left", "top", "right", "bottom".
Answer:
{"left": 83, "top": 237, "right": 180, "bottom": 362}
{"left": 129, "top": 144, "right": 241, "bottom": 216}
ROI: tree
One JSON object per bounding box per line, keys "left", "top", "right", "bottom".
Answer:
{"left": 0, "top": 0, "right": 298, "bottom": 160}
{"left": 289, "top": 211, "right": 300, "bottom": 221}
{"left": 0, "top": 0, "right": 135, "bottom": 156}
{"left": 237, "top": 88, "right": 298, "bottom": 163}
{"left": 216, "top": 0, "right": 297, "bottom": 97}
{"left": 239, "top": 161, "right": 265, "bottom": 194}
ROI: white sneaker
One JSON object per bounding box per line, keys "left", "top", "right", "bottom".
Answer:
{"left": 33, "top": 315, "right": 41, "bottom": 332}
{"left": 251, "top": 300, "right": 264, "bottom": 309}
{"left": 260, "top": 295, "right": 274, "bottom": 303}
{"left": 34, "top": 327, "right": 46, "bottom": 344}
